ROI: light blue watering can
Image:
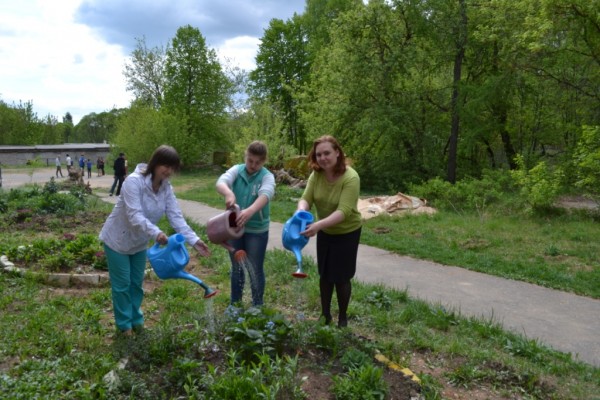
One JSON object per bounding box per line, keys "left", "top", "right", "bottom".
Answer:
{"left": 282, "top": 210, "right": 314, "bottom": 278}
{"left": 147, "top": 233, "right": 218, "bottom": 298}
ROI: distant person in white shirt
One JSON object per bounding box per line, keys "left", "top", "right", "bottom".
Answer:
{"left": 55, "top": 156, "right": 64, "bottom": 178}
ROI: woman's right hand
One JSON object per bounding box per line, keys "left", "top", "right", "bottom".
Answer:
{"left": 156, "top": 232, "right": 168, "bottom": 245}
{"left": 225, "top": 193, "right": 236, "bottom": 209}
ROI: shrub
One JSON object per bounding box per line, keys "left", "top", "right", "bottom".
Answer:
{"left": 332, "top": 363, "right": 388, "bottom": 400}
{"left": 511, "top": 154, "right": 563, "bottom": 212}
{"left": 573, "top": 125, "right": 600, "bottom": 204}
{"left": 224, "top": 307, "right": 292, "bottom": 362}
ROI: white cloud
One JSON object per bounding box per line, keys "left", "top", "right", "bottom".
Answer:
{"left": 216, "top": 36, "right": 262, "bottom": 72}
{"left": 0, "top": 0, "right": 304, "bottom": 125}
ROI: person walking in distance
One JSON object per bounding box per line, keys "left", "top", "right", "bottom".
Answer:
{"left": 109, "top": 153, "right": 126, "bottom": 196}
{"left": 216, "top": 141, "right": 275, "bottom": 308}
{"left": 55, "top": 156, "right": 64, "bottom": 178}
{"left": 65, "top": 154, "right": 72, "bottom": 172}
{"left": 297, "top": 135, "right": 362, "bottom": 328}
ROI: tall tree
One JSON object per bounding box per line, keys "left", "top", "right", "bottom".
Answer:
{"left": 250, "top": 15, "right": 310, "bottom": 153}
{"left": 164, "top": 25, "right": 233, "bottom": 155}
{"left": 446, "top": 0, "right": 467, "bottom": 184}
{"left": 123, "top": 37, "right": 167, "bottom": 109}
{"left": 63, "top": 112, "right": 73, "bottom": 143}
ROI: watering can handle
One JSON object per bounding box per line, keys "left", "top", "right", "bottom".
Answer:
{"left": 296, "top": 210, "right": 309, "bottom": 233}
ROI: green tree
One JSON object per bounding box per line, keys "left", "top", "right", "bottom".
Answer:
{"left": 113, "top": 103, "right": 189, "bottom": 166}
{"left": 224, "top": 101, "right": 291, "bottom": 169}
{"left": 164, "top": 25, "right": 233, "bottom": 158}
{"left": 63, "top": 112, "right": 73, "bottom": 143}
{"left": 123, "top": 36, "right": 166, "bottom": 109}
{"left": 250, "top": 15, "right": 310, "bottom": 153}
{"left": 73, "top": 109, "right": 122, "bottom": 143}
{"left": 573, "top": 125, "right": 600, "bottom": 203}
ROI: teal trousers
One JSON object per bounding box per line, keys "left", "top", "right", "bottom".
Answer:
{"left": 104, "top": 244, "right": 147, "bottom": 332}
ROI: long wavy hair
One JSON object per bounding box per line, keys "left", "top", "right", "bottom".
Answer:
{"left": 307, "top": 135, "right": 347, "bottom": 176}
{"left": 142, "top": 145, "right": 181, "bottom": 178}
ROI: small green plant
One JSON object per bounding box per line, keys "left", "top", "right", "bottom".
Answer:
{"left": 224, "top": 307, "right": 292, "bottom": 362}
{"left": 332, "top": 363, "right": 388, "bottom": 400}
{"left": 340, "top": 348, "right": 373, "bottom": 371}
{"left": 200, "top": 351, "right": 306, "bottom": 399}
{"left": 310, "top": 325, "right": 342, "bottom": 356}
{"left": 366, "top": 290, "right": 392, "bottom": 310}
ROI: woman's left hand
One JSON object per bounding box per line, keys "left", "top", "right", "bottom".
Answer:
{"left": 193, "top": 240, "right": 211, "bottom": 257}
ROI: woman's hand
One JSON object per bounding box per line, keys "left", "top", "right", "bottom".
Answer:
{"left": 156, "top": 232, "right": 168, "bottom": 245}
{"left": 301, "top": 222, "right": 319, "bottom": 238}
{"left": 235, "top": 209, "right": 253, "bottom": 229}
{"left": 224, "top": 193, "right": 237, "bottom": 209}
{"left": 193, "top": 240, "right": 211, "bottom": 257}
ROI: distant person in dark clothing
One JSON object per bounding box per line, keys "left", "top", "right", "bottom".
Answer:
{"left": 109, "top": 153, "right": 127, "bottom": 196}
{"left": 97, "top": 157, "right": 105, "bottom": 176}
{"left": 79, "top": 154, "right": 85, "bottom": 174}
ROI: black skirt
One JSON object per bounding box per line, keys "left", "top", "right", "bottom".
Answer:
{"left": 316, "top": 227, "right": 362, "bottom": 283}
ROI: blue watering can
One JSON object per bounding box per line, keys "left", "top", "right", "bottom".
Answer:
{"left": 147, "top": 233, "right": 218, "bottom": 298}
{"left": 282, "top": 210, "right": 314, "bottom": 278}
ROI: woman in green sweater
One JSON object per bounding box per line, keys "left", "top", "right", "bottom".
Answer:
{"left": 297, "top": 135, "right": 362, "bottom": 327}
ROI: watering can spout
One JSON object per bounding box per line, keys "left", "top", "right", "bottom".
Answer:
{"left": 174, "top": 271, "right": 219, "bottom": 298}
{"left": 147, "top": 233, "right": 218, "bottom": 299}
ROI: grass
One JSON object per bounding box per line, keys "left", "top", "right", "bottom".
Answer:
{"left": 172, "top": 170, "right": 600, "bottom": 299}
{"left": 0, "top": 169, "right": 599, "bottom": 398}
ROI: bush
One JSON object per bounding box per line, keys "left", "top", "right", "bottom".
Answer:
{"left": 573, "top": 125, "right": 600, "bottom": 204}
{"left": 511, "top": 154, "right": 563, "bottom": 213}
{"left": 409, "top": 169, "right": 515, "bottom": 214}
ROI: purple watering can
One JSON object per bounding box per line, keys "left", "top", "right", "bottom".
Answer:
{"left": 207, "top": 204, "right": 244, "bottom": 253}
{"left": 282, "top": 210, "right": 314, "bottom": 278}
{"left": 147, "top": 233, "right": 218, "bottom": 298}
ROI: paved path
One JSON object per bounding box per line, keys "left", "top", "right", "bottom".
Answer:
{"left": 3, "top": 168, "right": 600, "bottom": 367}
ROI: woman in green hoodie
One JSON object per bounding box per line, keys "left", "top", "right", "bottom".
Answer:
{"left": 216, "top": 141, "right": 275, "bottom": 307}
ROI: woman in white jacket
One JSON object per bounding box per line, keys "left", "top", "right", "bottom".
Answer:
{"left": 99, "top": 145, "right": 211, "bottom": 336}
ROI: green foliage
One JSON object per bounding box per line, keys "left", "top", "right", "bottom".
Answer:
{"left": 511, "top": 154, "right": 564, "bottom": 212}
{"left": 366, "top": 290, "right": 392, "bottom": 310}
{"left": 332, "top": 363, "right": 388, "bottom": 400}
{"left": 4, "top": 233, "right": 104, "bottom": 273}
{"left": 250, "top": 15, "right": 311, "bottom": 153}
{"left": 201, "top": 352, "right": 306, "bottom": 400}
{"left": 224, "top": 306, "right": 293, "bottom": 362}
{"left": 573, "top": 125, "right": 600, "bottom": 203}
{"left": 225, "top": 102, "right": 297, "bottom": 170}
{"left": 164, "top": 25, "right": 233, "bottom": 155}
{"left": 409, "top": 169, "right": 515, "bottom": 213}
{"left": 113, "top": 104, "right": 189, "bottom": 166}
{"left": 340, "top": 348, "right": 373, "bottom": 371}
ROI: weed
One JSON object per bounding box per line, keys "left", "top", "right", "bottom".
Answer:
{"left": 332, "top": 363, "right": 388, "bottom": 400}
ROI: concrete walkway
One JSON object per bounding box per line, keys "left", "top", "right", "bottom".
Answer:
{"left": 3, "top": 168, "right": 599, "bottom": 367}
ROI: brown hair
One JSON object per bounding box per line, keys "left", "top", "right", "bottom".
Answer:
{"left": 246, "top": 141, "right": 268, "bottom": 160}
{"left": 307, "top": 135, "right": 347, "bottom": 176}
{"left": 143, "top": 145, "right": 181, "bottom": 177}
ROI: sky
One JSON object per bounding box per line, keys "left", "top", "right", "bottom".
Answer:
{"left": 0, "top": 0, "right": 305, "bottom": 125}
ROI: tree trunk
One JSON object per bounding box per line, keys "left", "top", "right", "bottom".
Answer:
{"left": 447, "top": 0, "right": 467, "bottom": 184}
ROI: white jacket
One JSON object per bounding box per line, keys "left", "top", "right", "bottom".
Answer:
{"left": 99, "top": 163, "right": 200, "bottom": 254}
